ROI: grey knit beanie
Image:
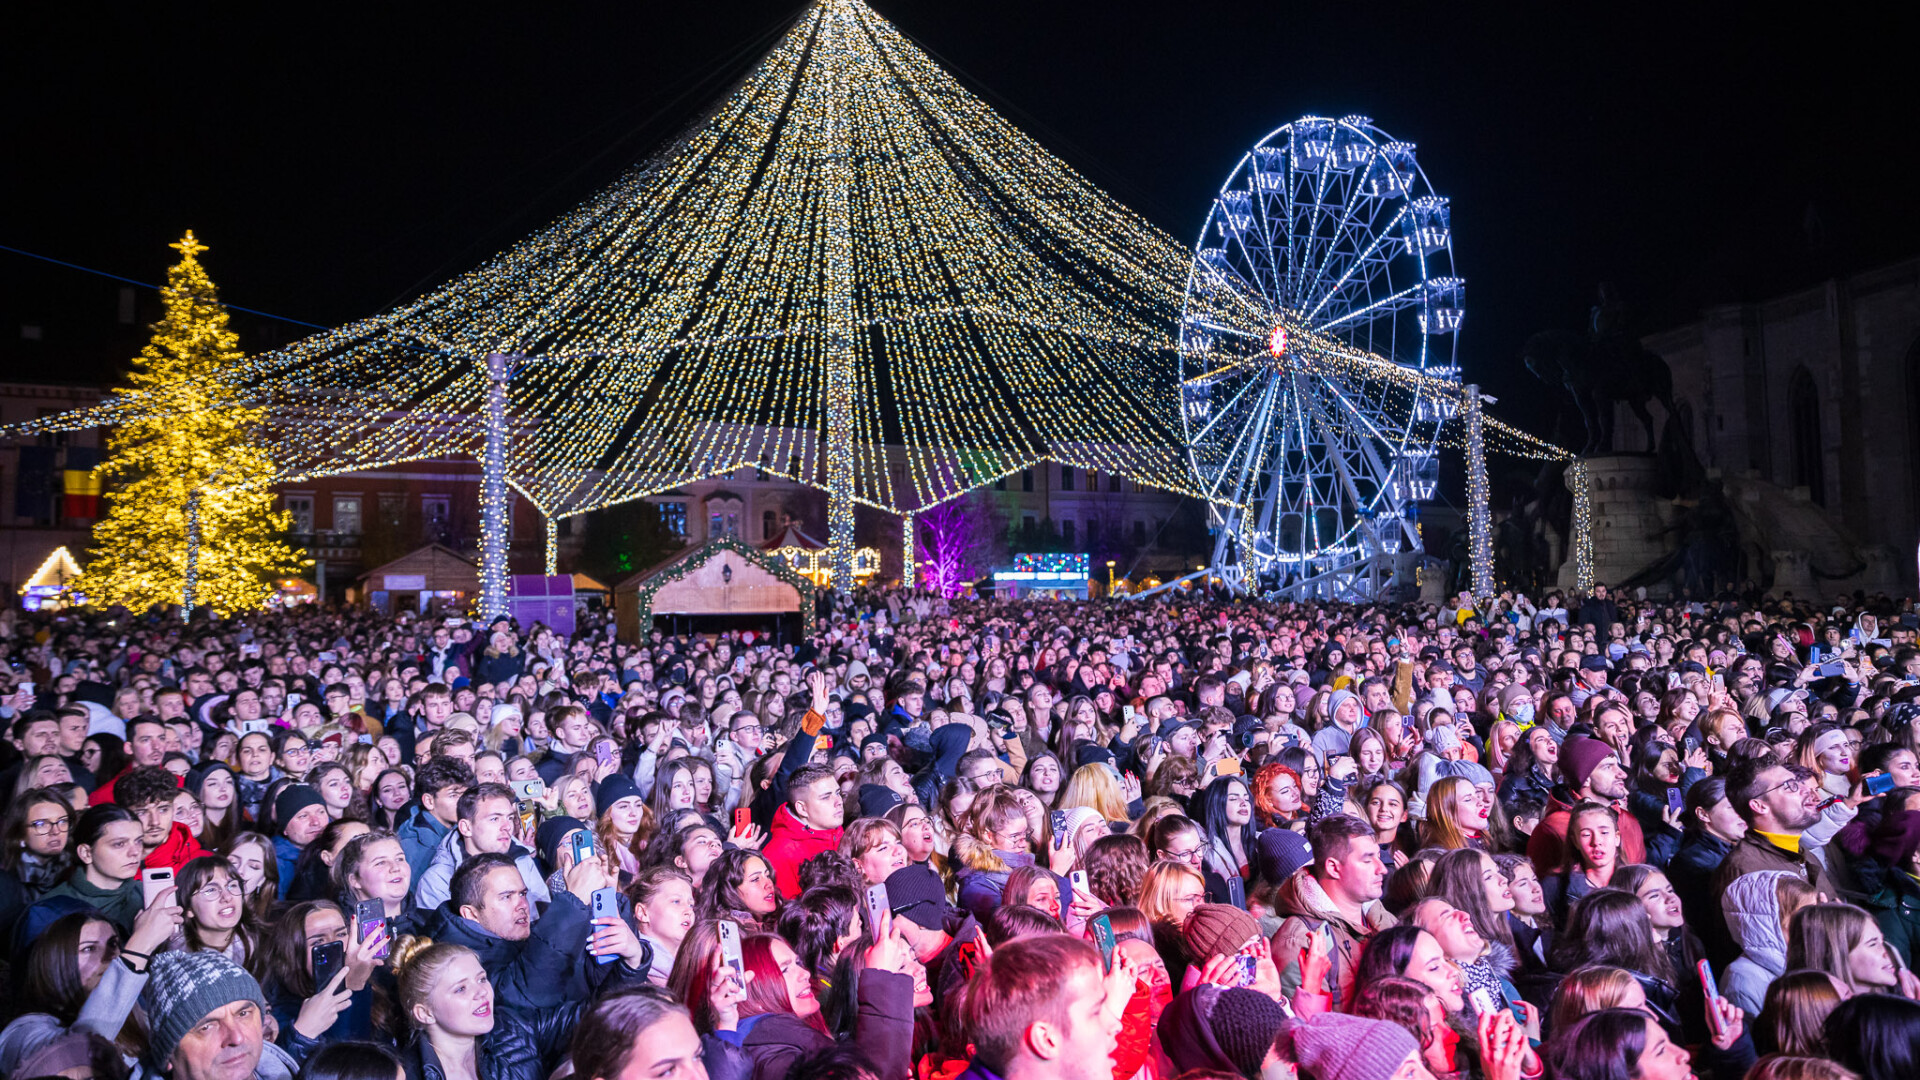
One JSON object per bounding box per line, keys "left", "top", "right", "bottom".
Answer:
{"left": 1287, "top": 1013, "right": 1418, "bottom": 1080}
{"left": 140, "top": 950, "right": 266, "bottom": 1071}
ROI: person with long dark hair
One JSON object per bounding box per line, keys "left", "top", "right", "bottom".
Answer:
{"left": 1823, "top": 993, "right": 1920, "bottom": 1080}
{"left": 0, "top": 901, "right": 176, "bottom": 1074}
{"left": 699, "top": 848, "right": 780, "bottom": 932}
{"left": 0, "top": 785, "right": 73, "bottom": 930}
{"left": 175, "top": 854, "right": 260, "bottom": 967}
{"left": 1545, "top": 1008, "right": 1695, "bottom": 1080}
{"left": 1193, "top": 775, "right": 1257, "bottom": 899}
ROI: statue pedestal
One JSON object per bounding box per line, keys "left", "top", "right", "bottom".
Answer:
{"left": 1559, "top": 455, "right": 1677, "bottom": 593}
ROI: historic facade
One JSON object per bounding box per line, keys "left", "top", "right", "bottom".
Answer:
{"left": 1638, "top": 256, "right": 1920, "bottom": 591}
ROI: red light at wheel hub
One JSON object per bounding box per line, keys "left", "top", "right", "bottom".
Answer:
{"left": 1268, "top": 325, "right": 1289, "bottom": 358}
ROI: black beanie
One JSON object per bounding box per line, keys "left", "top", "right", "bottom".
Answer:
{"left": 274, "top": 785, "right": 326, "bottom": 836}
{"left": 1210, "top": 987, "right": 1291, "bottom": 1078}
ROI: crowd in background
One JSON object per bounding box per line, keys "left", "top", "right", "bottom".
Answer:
{"left": 1, "top": 581, "right": 1919, "bottom": 1080}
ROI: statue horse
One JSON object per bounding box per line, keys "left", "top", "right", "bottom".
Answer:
{"left": 1522, "top": 328, "right": 1677, "bottom": 456}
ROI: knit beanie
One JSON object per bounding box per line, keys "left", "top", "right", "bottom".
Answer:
{"left": 885, "top": 863, "right": 956, "bottom": 931}
{"left": 1059, "top": 806, "right": 1106, "bottom": 849}
{"left": 858, "top": 783, "right": 905, "bottom": 819}
{"left": 1439, "top": 759, "right": 1495, "bottom": 788}
{"left": 1559, "top": 736, "right": 1614, "bottom": 793}
{"left": 1285, "top": 1013, "right": 1419, "bottom": 1080}
{"left": 1253, "top": 827, "right": 1313, "bottom": 885}
{"left": 1182, "top": 903, "right": 1261, "bottom": 961}
{"left": 1211, "top": 988, "right": 1291, "bottom": 1078}
{"left": 140, "top": 950, "right": 267, "bottom": 1071}
{"left": 594, "top": 773, "right": 642, "bottom": 816}
{"left": 534, "top": 814, "right": 588, "bottom": 869}
{"left": 274, "top": 785, "right": 325, "bottom": 831}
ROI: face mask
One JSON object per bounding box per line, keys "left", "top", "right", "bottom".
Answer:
{"left": 1508, "top": 700, "right": 1535, "bottom": 725}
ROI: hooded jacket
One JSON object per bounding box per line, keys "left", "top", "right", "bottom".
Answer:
{"left": 911, "top": 725, "right": 973, "bottom": 809}
{"left": 1720, "top": 869, "right": 1793, "bottom": 1017}
{"left": 954, "top": 842, "right": 1036, "bottom": 922}
{"left": 764, "top": 803, "right": 844, "bottom": 900}
{"left": 396, "top": 803, "right": 452, "bottom": 881}
{"left": 1267, "top": 866, "right": 1397, "bottom": 1008}
{"left": 414, "top": 828, "right": 551, "bottom": 911}
{"left": 1863, "top": 867, "right": 1920, "bottom": 969}
{"left": 1668, "top": 830, "right": 1735, "bottom": 930}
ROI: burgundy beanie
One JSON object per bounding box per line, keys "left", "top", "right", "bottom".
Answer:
{"left": 1870, "top": 809, "right": 1920, "bottom": 866}
{"left": 1284, "top": 1013, "right": 1419, "bottom": 1080}
{"left": 1559, "top": 736, "right": 1614, "bottom": 793}
{"left": 1182, "top": 903, "right": 1261, "bottom": 962}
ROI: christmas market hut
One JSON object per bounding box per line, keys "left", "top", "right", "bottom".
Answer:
{"left": 615, "top": 537, "right": 814, "bottom": 643}
{"left": 359, "top": 544, "right": 479, "bottom": 615}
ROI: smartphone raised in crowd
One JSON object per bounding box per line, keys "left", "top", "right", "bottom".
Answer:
{"left": 311, "top": 941, "right": 346, "bottom": 990}
{"left": 570, "top": 829, "right": 597, "bottom": 867}
{"left": 142, "top": 867, "right": 175, "bottom": 909}
{"left": 1090, "top": 913, "right": 1117, "bottom": 974}
{"left": 718, "top": 919, "right": 744, "bottom": 974}
{"left": 357, "top": 898, "right": 389, "bottom": 959}
{"left": 865, "top": 882, "right": 891, "bottom": 937}
{"left": 1051, "top": 810, "right": 1069, "bottom": 850}
{"left": 591, "top": 887, "right": 620, "bottom": 965}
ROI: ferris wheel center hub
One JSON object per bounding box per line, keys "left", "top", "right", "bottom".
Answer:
{"left": 1268, "top": 325, "right": 1289, "bottom": 358}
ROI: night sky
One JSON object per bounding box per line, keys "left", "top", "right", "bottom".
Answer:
{"left": 6, "top": 1, "right": 1918, "bottom": 445}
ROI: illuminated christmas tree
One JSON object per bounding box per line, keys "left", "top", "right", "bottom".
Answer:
{"left": 74, "top": 232, "right": 307, "bottom": 612}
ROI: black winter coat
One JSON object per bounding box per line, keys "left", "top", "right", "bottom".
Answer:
{"left": 428, "top": 891, "right": 650, "bottom": 1015}
{"left": 399, "top": 1013, "right": 543, "bottom": 1080}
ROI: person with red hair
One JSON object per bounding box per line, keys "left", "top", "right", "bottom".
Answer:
{"left": 724, "top": 915, "right": 920, "bottom": 1080}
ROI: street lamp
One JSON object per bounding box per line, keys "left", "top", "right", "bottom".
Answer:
{"left": 1106, "top": 559, "right": 1116, "bottom": 595}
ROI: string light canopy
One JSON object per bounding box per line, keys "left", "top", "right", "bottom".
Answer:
{"left": 3, "top": 0, "right": 1264, "bottom": 591}
{"left": 5, "top": 0, "right": 1589, "bottom": 598}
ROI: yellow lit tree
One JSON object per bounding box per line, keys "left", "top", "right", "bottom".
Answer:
{"left": 74, "top": 232, "right": 307, "bottom": 612}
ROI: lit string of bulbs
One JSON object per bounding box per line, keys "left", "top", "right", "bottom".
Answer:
{"left": 2, "top": 0, "right": 1594, "bottom": 593}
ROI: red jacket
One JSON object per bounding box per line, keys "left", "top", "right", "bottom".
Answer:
{"left": 143, "top": 822, "right": 207, "bottom": 874}
{"left": 763, "top": 803, "right": 843, "bottom": 899}
{"left": 1527, "top": 790, "right": 1646, "bottom": 876}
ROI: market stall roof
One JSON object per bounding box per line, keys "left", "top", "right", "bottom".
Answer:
{"left": 357, "top": 544, "right": 479, "bottom": 593}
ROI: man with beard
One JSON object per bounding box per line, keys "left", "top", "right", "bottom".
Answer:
{"left": 1527, "top": 736, "right": 1647, "bottom": 874}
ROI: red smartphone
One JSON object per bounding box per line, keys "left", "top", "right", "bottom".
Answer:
{"left": 1697, "top": 960, "right": 1722, "bottom": 1037}
{"left": 734, "top": 807, "right": 752, "bottom": 834}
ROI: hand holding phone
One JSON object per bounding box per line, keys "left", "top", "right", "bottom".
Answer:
{"left": 1051, "top": 810, "right": 1070, "bottom": 850}
{"left": 590, "top": 887, "right": 620, "bottom": 965}
{"left": 357, "top": 898, "right": 390, "bottom": 959}
{"left": 1090, "top": 914, "right": 1116, "bottom": 973}
{"left": 311, "top": 940, "right": 346, "bottom": 991}
{"left": 142, "top": 867, "right": 177, "bottom": 909}
{"left": 864, "top": 883, "right": 891, "bottom": 940}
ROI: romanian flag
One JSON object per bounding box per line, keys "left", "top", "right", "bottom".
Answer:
{"left": 62, "top": 446, "right": 100, "bottom": 520}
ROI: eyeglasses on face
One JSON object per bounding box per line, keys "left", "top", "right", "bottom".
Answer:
{"left": 28, "top": 817, "right": 70, "bottom": 835}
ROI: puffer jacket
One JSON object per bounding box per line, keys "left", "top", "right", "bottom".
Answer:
{"left": 428, "top": 890, "right": 650, "bottom": 1016}
{"left": 1721, "top": 869, "right": 1794, "bottom": 1017}
{"left": 399, "top": 1011, "right": 543, "bottom": 1080}
{"left": 763, "top": 803, "right": 844, "bottom": 900}
{"left": 727, "top": 968, "right": 916, "bottom": 1080}
{"left": 954, "top": 843, "right": 1030, "bottom": 922}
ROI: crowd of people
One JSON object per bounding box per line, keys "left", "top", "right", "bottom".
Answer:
{"left": 1, "top": 581, "right": 1919, "bottom": 1080}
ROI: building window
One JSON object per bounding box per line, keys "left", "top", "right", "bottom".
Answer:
{"left": 763, "top": 510, "right": 778, "bottom": 539}
{"left": 1023, "top": 514, "right": 1037, "bottom": 531}
{"left": 710, "top": 512, "right": 740, "bottom": 539}
{"left": 994, "top": 476, "right": 1006, "bottom": 491}
{"left": 422, "top": 496, "right": 451, "bottom": 543}
{"left": 660, "top": 502, "right": 688, "bottom": 536}
{"left": 1789, "top": 366, "right": 1824, "bottom": 505}
{"left": 1060, "top": 466, "right": 1075, "bottom": 492}
{"left": 1021, "top": 469, "right": 1034, "bottom": 492}
{"left": 1110, "top": 473, "right": 1124, "bottom": 493}
{"left": 284, "top": 496, "right": 313, "bottom": 533}
{"left": 1061, "top": 519, "right": 1076, "bottom": 547}
{"left": 1133, "top": 520, "right": 1147, "bottom": 547}
{"left": 1086, "top": 519, "right": 1100, "bottom": 547}
{"left": 332, "top": 496, "right": 362, "bottom": 536}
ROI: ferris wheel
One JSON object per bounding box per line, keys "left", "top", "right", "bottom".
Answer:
{"left": 1179, "top": 114, "right": 1463, "bottom": 600}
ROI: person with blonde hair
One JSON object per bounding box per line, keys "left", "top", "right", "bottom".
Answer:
{"left": 390, "top": 936, "right": 539, "bottom": 1080}
{"left": 1547, "top": 964, "right": 1650, "bottom": 1033}
{"left": 1787, "top": 902, "right": 1919, "bottom": 997}
{"left": 1057, "top": 764, "right": 1130, "bottom": 822}
{"left": 1744, "top": 1055, "right": 1861, "bottom": 1080}
{"left": 1138, "top": 858, "right": 1208, "bottom": 985}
